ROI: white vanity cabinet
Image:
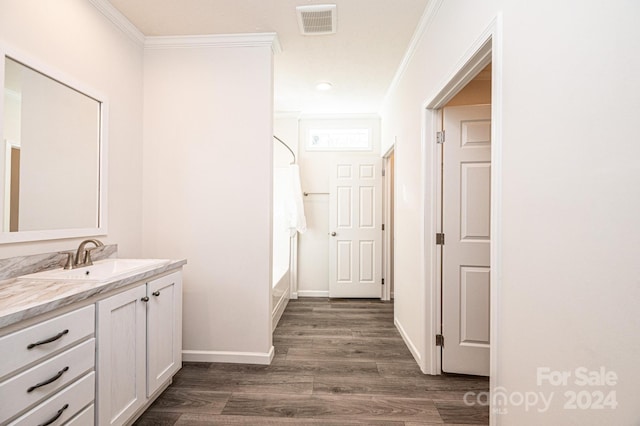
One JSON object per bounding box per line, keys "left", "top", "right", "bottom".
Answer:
{"left": 0, "top": 305, "right": 96, "bottom": 425}
{"left": 96, "top": 285, "right": 146, "bottom": 426}
{"left": 97, "top": 270, "right": 182, "bottom": 426}
{"left": 146, "top": 272, "right": 183, "bottom": 396}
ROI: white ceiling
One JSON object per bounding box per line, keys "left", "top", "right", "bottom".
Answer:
{"left": 107, "top": 0, "right": 430, "bottom": 115}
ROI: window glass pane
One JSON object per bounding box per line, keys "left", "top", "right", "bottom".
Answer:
{"left": 308, "top": 129, "right": 371, "bottom": 151}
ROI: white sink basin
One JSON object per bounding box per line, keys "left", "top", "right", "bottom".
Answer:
{"left": 18, "top": 258, "right": 170, "bottom": 283}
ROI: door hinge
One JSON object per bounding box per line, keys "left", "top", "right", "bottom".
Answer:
{"left": 382, "top": 224, "right": 385, "bottom": 231}
{"left": 436, "top": 334, "right": 444, "bottom": 347}
{"left": 436, "top": 130, "right": 445, "bottom": 144}
{"left": 381, "top": 278, "right": 385, "bottom": 286}
{"left": 382, "top": 168, "right": 386, "bottom": 177}
{"left": 436, "top": 233, "right": 445, "bottom": 245}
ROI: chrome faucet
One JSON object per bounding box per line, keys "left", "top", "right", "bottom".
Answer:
{"left": 62, "top": 239, "right": 104, "bottom": 269}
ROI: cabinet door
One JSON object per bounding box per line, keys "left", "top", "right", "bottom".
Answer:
{"left": 147, "top": 271, "right": 182, "bottom": 397}
{"left": 97, "top": 285, "right": 147, "bottom": 426}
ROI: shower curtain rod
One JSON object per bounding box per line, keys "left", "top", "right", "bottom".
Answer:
{"left": 274, "top": 135, "right": 296, "bottom": 164}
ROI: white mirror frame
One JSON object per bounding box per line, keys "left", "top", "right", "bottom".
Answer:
{"left": 0, "top": 43, "right": 108, "bottom": 243}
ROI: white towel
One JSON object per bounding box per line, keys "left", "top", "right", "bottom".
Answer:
{"left": 287, "top": 164, "right": 307, "bottom": 235}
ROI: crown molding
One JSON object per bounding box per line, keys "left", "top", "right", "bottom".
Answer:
{"left": 381, "top": 0, "right": 443, "bottom": 109}
{"left": 145, "top": 33, "right": 282, "bottom": 54}
{"left": 87, "top": 0, "right": 282, "bottom": 54}
{"left": 87, "top": 0, "right": 146, "bottom": 46}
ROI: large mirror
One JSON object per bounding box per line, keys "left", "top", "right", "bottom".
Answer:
{"left": 0, "top": 48, "right": 107, "bottom": 243}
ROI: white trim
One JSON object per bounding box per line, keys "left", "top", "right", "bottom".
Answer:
{"left": 489, "top": 15, "right": 504, "bottom": 426}
{"left": 425, "top": 41, "right": 492, "bottom": 110}
{"left": 426, "top": 107, "right": 441, "bottom": 376}
{"left": 296, "top": 290, "right": 329, "bottom": 298}
{"left": 0, "top": 44, "right": 109, "bottom": 243}
{"left": 87, "top": 0, "right": 146, "bottom": 46}
{"left": 145, "top": 33, "right": 282, "bottom": 54}
{"left": 381, "top": 0, "right": 444, "bottom": 109}
{"left": 88, "top": 1, "right": 283, "bottom": 55}
{"left": 182, "top": 346, "right": 275, "bottom": 365}
{"left": 381, "top": 144, "right": 395, "bottom": 302}
{"left": 1, "top": 44, "right": 109, "bottom": 104}
{"left": 394, "top": 317, "right": 423, "bottom": 370}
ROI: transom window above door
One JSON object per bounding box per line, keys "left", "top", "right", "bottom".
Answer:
{"left": 307, "top": 129, "right": 371, "bottom": 151}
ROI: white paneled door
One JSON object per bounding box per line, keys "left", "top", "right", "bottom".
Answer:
{"left": 329, "top": 157, "right": 382, "bottom": 298}
{"left": 442, "top": 105, "right": 491, "bottom": 376}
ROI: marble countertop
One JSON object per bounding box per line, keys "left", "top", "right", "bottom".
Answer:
{"left": 0, "top": 259, "right": 187, "bottom": 329}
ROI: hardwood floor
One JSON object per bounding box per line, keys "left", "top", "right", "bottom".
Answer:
{"left": 135, "top": 298, "right": 489, "bottom": 425}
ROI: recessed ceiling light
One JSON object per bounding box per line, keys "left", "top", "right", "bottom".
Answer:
{"left": 316, "top": 82, "right": 333, "bottom": 91}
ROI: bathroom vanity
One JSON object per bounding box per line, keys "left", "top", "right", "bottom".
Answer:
{"left": 0, "top": 33, "right": 187, "bottom": 426}
{"left": 0, "top": 255, "right": 186, "bottom": 426}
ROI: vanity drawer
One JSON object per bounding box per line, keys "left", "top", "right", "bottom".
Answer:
{"left": 0, "top": 338, "right": 95, "bottom": 423}
{"left": 8, "top": 372, "right": 95, "bottom": 426}
{"left": 65, "top": 403, "right": 94, "bottom": 426}
{"left": 0, "top": 305, "right": 95, "bottom": 378}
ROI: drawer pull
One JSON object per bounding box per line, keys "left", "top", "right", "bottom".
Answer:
{"left": 27, "top": 366, "right": 69, "bottom": 393}
{"left": 38, "top": 403, "right": 69, "bottom": 426}
{"left": 141, "top": 296, "right": 150, "bottom": 302}
{"left": 152, "top": 290, "right": 160, "bottom": 297}
{"left": 27, "top": 329, "right": 69, "bottom": 349}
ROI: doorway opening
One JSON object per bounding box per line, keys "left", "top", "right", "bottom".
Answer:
{"left": 422, "top": 25, "right": 502, "bottom": 380}
{"left": 439, "top": 63, "right": 491, "bottom": 375}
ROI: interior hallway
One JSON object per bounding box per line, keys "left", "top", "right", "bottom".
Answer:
{"left": 135, "top": 298, "right": 489, "bottom": 425}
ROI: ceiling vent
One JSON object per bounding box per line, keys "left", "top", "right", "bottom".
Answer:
{"left": 296, "top": 4, "right": 337, "bottom": 35}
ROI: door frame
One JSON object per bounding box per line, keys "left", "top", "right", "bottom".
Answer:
{"left": 422, "top": 14, "right": 503, "bottom": 387}
{"left": 382, "top": 144, "right": 395, "bottom": 301}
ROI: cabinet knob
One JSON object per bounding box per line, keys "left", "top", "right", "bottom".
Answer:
{"left": 152, "top": 291, "right": 160, "bottom": 297}
{"left": 141, "top": 296, "right": 149, "bottom": 302}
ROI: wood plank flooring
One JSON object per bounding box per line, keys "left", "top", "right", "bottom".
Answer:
{"left": 134, "top": 298, "right": 489, "bottom": 425}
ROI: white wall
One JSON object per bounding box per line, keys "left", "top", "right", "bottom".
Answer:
{"left": 381, "top": 0, "right": 640, "bottom": 424}
{"left": 297, "top": 115, "right": 380, "bottom": 297}
{"left": 142, "top": 40, "right": 275, "bottom": 364}
{"left": 0, "top": 0, "right": 144, "bottom": 258}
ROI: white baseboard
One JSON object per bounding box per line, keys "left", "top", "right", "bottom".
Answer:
{"left": 394, "top": 317, "right": 424, "bottom": 371}
{"left": 297, "top": 290, "right": 329, "bottom": 297}
{"left": 183, "top": 346, "right": 275, "bottom": 365}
